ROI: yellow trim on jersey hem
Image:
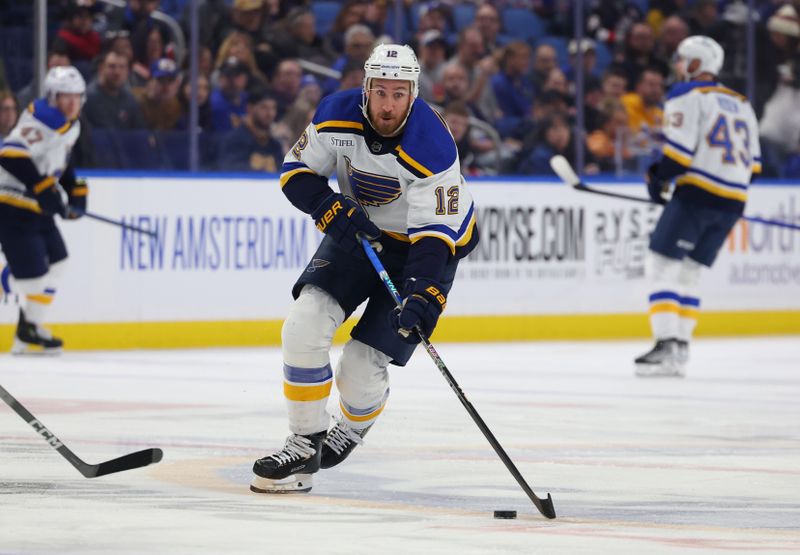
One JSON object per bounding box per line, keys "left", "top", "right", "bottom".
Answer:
{"left": 1, "top": 311, "right": 798, "bottom": 351}
{"left": 0, "top": 148, "right": 32, "bottom": 158}
{"left": 411, "top": 232, "right": 456, "bottom": 254}
{"left": 314, "top": 120, "right": 364, "bottom": 132}
{"left": 695, "top": 86, "right": 746, "bottom": 101}
{"left": 283, "top": 380, "right": 332, "bottom": 402}
{"left": 279, "top": 168, "right": 315, "bottom": 187}
{"left": 676, "top": 174, "right": 747, "bottom": 202}
{"left": 382, "top": 230, "right": 410, "bottom": 242}
{"left": 340, "top": 401, "right": 385, "bottom": 423}
{"left": 394, "top": 146, "right": 434, "bottom": 177}
{"left": 662, "top": 145, "right": 692, "bottom": 166}
{"left": 0, "top": 194, "right": 42, "bottom": 213}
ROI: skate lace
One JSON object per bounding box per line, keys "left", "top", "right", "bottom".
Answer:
{"left": 268, "top": 434, "right": 317, "bottom": 465}
{"left": 324, "top": 423, "right": 364, "bottom": 455}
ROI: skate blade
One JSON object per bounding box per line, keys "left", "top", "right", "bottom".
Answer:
{"left": 250, "top": 474, "right": 314, "bottom": 494}
{"left": 11, "top": 339, "right": 62, "bottom": 356}
{"left": 635, "top": 363, "right": 685, "bottom": 378}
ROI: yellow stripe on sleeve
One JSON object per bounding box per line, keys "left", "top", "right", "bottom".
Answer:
{"left": 33, "top": 176, "right": 56, "bottom": 194}
{"left": 0, "top": 147, "right": 31, "bottom": 159}
{"left": 26, "top": 294, "right": 54, "bottom": 305}
{"left": 0, "top": 194, "right": 42, "bottom": 213}
{"left": 279, "top": 168, "right": 315, "bottom": 187}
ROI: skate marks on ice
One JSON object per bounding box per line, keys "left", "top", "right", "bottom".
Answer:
{"left": 0, "top": 340, "right": 799, "bottom": 553}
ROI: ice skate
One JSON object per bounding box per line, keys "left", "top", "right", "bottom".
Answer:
{"left": 250, "top": 432, "right": 325, "bottom": 494}
{"left": 11, "top": 310, "right": 63, "bottom": 356}
{"left": 634, "top": 339, "right": 685, "bottom": 377}
{"left": 320, "top": 420, "right": 371, "bottom": 469}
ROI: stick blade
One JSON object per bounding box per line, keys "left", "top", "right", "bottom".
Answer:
{"left": 88, "top": 448, "right": 164, "bottom": 478}
{"left": 537, "top": 493, "right": 557, "bottom": 519}
{"left": 549, "top": 155, "right": 581, "bottom": 187}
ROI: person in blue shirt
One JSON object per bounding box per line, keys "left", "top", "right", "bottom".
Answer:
{"left": 491, "top": 41, "right": 535, "bottom": 136}
{"left": 210, "top": 57, "right": 249, "bottom": 132}
{"left": 218, "top": 87, "right": 283, "bottom": 172}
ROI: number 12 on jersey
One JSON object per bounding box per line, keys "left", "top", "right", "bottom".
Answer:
{"left": 706, "top": 114, "right": 751, "bottom": 167}
{"left": 434, "top": 185, "right": 459, "bottom": 215}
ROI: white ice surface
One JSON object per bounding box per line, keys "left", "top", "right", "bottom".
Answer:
{"left": 0, "top": 338, "right": 799, "bottom": 554}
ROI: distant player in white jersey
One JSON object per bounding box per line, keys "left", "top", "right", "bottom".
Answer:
{"left": 0, "top": 66, "right": 89, "bottom": 354}
{"left": 635, "top": 36, "right": 761, "bottom": 377}
{"left": 250, "top": 44, "right": 479, "bottom": 493}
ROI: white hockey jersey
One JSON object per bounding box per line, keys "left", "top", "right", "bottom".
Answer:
{"left": 661, "top": 81, "right": 761, "bottom": 211}
{"left": 280, "top": 89, "right": 477, "bottom": 255}
{"left": 0, "top": 99, "right": 81, "bottom": 212}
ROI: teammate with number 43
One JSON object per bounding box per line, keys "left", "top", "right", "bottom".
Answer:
{"left": 250, "top": 44, "right": 479, "bottom": 493}
{"left": 635, "top": 36, "right": 761, "bottom": 377}
{"left": 0, "top": 66, "right": 89, "bottom": 355}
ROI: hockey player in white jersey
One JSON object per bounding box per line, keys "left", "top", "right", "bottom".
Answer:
{"left": 251, "top": 44, "right": 479, "bottom": 493}
{"left": 635, "top": 36, "right": 761, "bottom": 377}
{"left": 0, "top": 66, "right": 89, "bottom": 354}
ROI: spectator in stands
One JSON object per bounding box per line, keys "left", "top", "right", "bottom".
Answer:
{"left": 325, "top": 0, "right": 369, "bottom": 55}
{"left": 620, "top": 67, "right": 664, "bottom": 137}
{"left": 325, "top": 25, "right": 375, "bottom": 96}
{"left": 491, "top": 41, "right": 535, "bottom": 133}
{"left": 218, "top": 87, "right": 283, "bottom": 172}
{"left": 85, "top": 49, "right": 147, "bottom": 130}
{"left": 475, "top": 3, "right": 505, "bottom": 51}
{"left": 130, "top": 25, "right": 169, "bottom": 88}
{"left": 566, "top": 38, "right": 599, "bottom": 82}
{"left": 15, "top": 49, "right": 72, "bottom": 109}
{"left": 176, "top": 73, "right": 213, "bottom": 132}
{"left": 364, "top": 1, "right": 390, "bottom": 39}
{"left": 447, "top": 26, "right": 500, "bottom": 123}
{"left": 223, "top": 0, "right": 282, "bottom": 78}
{"left": 443, "top": 100, "right": 493, "bottom": 176}
{"left": 274, "top": 76, "right": 319, "bottom": 152}
{"left": 214, "top": 30, "right": 268, "bottom": 86}
{"left": 269, "top": 7, "right": 334, "bottom": 67}
{"left": 587, "top": 99, "right": 634, "bottom": 172}
{"left": 531, "top": 43, "right": 559, "bottom": 92}
{"left": 53, "top": 0, "right": 102, "bottom": 77}
{"left": 657, "top": 15, "right": 689, "bottom": 65}
{"left": 210, "top": 57, "right": 250, "bottom": 132}
{"left": 103, "top": 29, "right": 135, "bottom": 71}
{"left": 133, "top": 57, "right": 182, "bottom": 130}
{"left": 270, "top": 59, "right": 303, "bottom": 120}
{"left": 759, "top": 4, "right": 800, "bottom": 175}
{"left": 516, "top": 114, "right": 592, "bottom": 175}
{"left": 417, "top": 30, "right": 449, "bottom": 103}
{"left": 0, "top": 90, "right": 19, "bottom": 141}
{"left": 687, "top": 0, "right": 721, "bottom": 37}
{"left": 601, "top": 65, "right": 628, "bottom": 102}
{"left": 620, "top": 22, "right": 669, "bottom": 90}
{"left": 542, "top": 67, "right": 569, "bottom": 97}
{"left": 439, "top": 62, "right": 489, "bottom": 120}
{"left": 582, "top": 75, "right": 604, "bottom": 132}
{"left": 415, "top": 1, "right": 452, "bottom": 38}
{"left": 336, "top": 60, "right": 365, "bottom": 93}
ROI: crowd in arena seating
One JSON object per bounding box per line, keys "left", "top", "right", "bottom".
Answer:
{"left": 1, "top": 0, "right": 799, "bottom": 177}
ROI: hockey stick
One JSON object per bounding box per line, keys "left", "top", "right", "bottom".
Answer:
{"left": 72, "top": 209, "right": 159, "bottom": 238}
{"left": 0, "top": 384, "right": 163, "bottom": 478}
{"left": 549, "top": 155, "right": 800, "bottom": 232}
{"left": 360, "top": 237, "right": 557, "bottom": 519}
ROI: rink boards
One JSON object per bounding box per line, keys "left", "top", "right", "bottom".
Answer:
{"left": 1, "top": 174, "right": 798, "bottom": 349}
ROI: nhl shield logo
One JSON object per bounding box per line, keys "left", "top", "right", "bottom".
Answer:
{"left": 370, "top": 141, "right": 382, "bottom": 153}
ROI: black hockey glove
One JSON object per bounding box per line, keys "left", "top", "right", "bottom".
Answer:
{"left": 311, "top": 193, "right": 380, "bottom": 255}
{"left": 646, "top": 162, "right": 669, "bottom": 205}
{"left": 65, "top": 177, "right": 88, "bottom": 220}
{"left": 34, "top": 180, "right": 67, "bottom": 217}
{"left": 391, "top": 278, "right": 447, "bottom": 344}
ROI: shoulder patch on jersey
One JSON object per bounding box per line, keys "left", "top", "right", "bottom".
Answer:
{"left": 312, "top": 89, "right": 364, "bottom": 134}
{"left": 29, "top": 99, "right": 75, "bottom": 133}
{"left": 395, "top": 100, "right": 456, "bottom": 178}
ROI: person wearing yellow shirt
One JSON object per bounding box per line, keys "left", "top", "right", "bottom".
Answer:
{"left": 621, "top": 67, "right": 665, "bottom": 134}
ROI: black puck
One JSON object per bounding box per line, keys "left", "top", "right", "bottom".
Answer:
{"left": 493, "top": 510, "right": 517, "bottom": 519}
